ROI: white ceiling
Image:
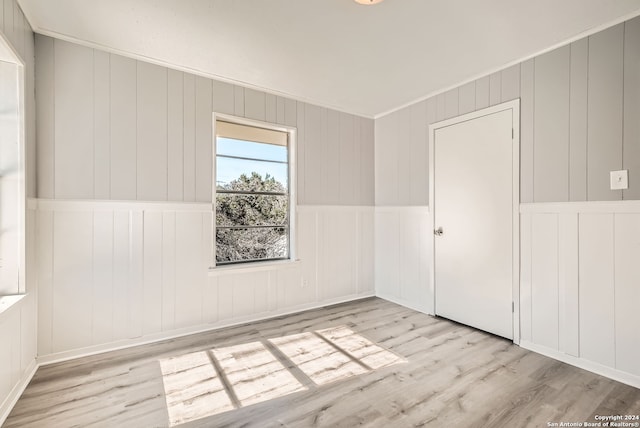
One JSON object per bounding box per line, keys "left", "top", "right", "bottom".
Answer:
{"left": 17, "top": 0, "right": 640, "bottom": 118}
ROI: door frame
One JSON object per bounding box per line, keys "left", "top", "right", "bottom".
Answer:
{"left": 428, "top": 99, "right": 520, "bottom": 344}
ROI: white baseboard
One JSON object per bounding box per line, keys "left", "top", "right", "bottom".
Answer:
{"left": 376, "top": 292, "right": 432, "bottom": 316}
{"left": 37, "top": 293, "right": 375, "bottom": 366}
{"left": 0, "top": 358, "right": 38, "bottom": 426}
{"left": 520, "top": 340, "right": 640, "bottom": 389}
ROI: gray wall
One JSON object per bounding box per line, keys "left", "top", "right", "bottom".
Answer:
{"left": 376, "top": 17, "right": 640, "bottom": 205}
{"left": 35, "top": 35, "right": 375, "bottom": 206}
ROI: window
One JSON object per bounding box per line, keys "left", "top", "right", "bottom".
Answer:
{"left": 214, "top": 118, "right": 293, "bottom": 265}
{"left": 0, "top": 38, "right": 26, "bottom": 296}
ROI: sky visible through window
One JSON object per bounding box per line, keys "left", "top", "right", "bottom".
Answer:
{"left": 216, "top": 137, "right": 288, "bottom": 188}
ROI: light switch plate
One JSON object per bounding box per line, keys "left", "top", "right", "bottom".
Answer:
{"left": 610, "top": 170, "right": 628, "bottom": 190}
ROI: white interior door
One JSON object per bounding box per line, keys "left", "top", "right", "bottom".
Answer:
{"left": 433, "top": 108, "right": 514, "bottom": 339}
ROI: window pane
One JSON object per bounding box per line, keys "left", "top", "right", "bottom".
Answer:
{"left": 216, "top": 193, "right": 288, "bottom": 227}
{"left": 216, "top": 227, "right": 288, "bottom": 263}
{"left": 216, "top": 157, "right": 288, "bottom": 191}
{"left": 217, "top": 137, "right": 287, "bottom": 162}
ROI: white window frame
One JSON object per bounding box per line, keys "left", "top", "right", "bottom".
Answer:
{"left": 0, "top": 33, "right": 26, "bottom": 297}
{"left": 211, "top": 113, "right": 297, "bottom": 268}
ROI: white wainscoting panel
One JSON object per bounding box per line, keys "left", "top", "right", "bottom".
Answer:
{"left": 93, "top": 210, "right": 114, "bottom": 345}
{"left": 558, "top": 213, "right": 579, "bottom": 357}
{"left": 579, "top": 213, "right": 616, "bottom": 368}
{"left": 373, "top": 209, "right": 399, "bottom": 298}
{"left": 613, "top": 214, "right": 640, "bottom": 376}
{"left": 530, "top": 213, "right": 559, "bottom": 350}
{"left": 33, "top": 201, "right": 374, "bottom": 360}
{"left": 374, "top": 206, "right": 431, "bottom": 314}
{"left": 321, "top": 210, "right": 356, "bottom": 301}
{"left": 52, "top": 210, "right": 94, "bottom": 353}
{"left": 520, "top": 202, "right": 640, "bottom": 388}
{"left": 0, "top": 294, "right": 38, "bottom": 425}
{"left": 520, "top": 214, "right": 533, "bottom": 342}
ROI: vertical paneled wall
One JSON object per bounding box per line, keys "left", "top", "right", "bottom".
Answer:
{"left": 375, "top": 17, "right": 640, "bottom": 206}
{"left": 373, "top": 15, "right": 640, "bottom": 388}
{"left": 0, "top": 294, "right": 37, "bottom": 423}
{"left": 34, "top": 35, "right": 375, "bottom": 206}
{"left": 374, "top": 59, "right": 521, "bottom": 310}
{"left": 374, "top": 15, "right": 640, "bottom": 314}
{"left": 624, "top": 19, "right": 640, "bottom": 197}
{"left": 32, "top": 35, "right": 376, "bottom": 360}
{"left": 587, "top": 26, "right": 624, "bottom": 201}
{"left": 34, "top": 202, "right": 374, "bottom": 359}
{"left": 534, "top": 46, "right": 570, "bottom": 202}
{"left": 375, "top": 65, "right": 520, "bottom": 206}
{"left": 374, "top": 207, "right": 431, "bottom": 314}
{"left": 520, "top": 203, "right": 640, "bottom": 384}
{"left": 0, "top": 1, "right": 37, "bottom": 424}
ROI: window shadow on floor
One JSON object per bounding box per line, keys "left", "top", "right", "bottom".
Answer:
{"left": 158, "top": 325, "right": 405, "bottom": 426}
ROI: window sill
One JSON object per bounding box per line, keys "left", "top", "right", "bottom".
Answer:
{"left": 208, "top": 259, "right": 301, "bottom": 276}
{"left": 0, "top": 294, "right": 26, "bottom": 318}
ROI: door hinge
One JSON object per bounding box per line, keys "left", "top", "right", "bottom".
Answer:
{"left": 512, "top": 128, "right": 514, "bottom": 139}
{"left": 512, "top": 301, "right": 515, "bottom": 313}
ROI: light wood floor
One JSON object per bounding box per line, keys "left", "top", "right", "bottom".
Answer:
{"left": 5, "top": 297, "right": 640, "bottom": 427}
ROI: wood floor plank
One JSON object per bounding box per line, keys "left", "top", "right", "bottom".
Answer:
{"left": 4, "top": 297, "right": 639, "bottom": 428}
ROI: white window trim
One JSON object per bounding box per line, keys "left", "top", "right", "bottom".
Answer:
{"left": 0, "top": 294, "right": 26, "bottom": 318}
{"left": 0, "top": 32, "right": 27, "bottom": 297}
{"left": 211, "top": 113, "right": 297, "bottom": 269}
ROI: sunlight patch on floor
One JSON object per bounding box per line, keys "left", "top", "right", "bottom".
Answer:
{"left": 159, "top": 326, "right": 404, "bottom": 426}
{"left": 269, "top": 332, "right": 368, "bottom": 385}
{"left": 317, "top": 326, "right": 406, "bottom": 369}
{"left": 212, "top": 341, "right": 307, "bottom": 406}
{"left": 159, "top": 351, "right": 234, "bottom": 426}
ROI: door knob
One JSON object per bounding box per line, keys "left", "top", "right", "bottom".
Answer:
{"left": 434, "top": 227, "right": 443, "bottom": 236}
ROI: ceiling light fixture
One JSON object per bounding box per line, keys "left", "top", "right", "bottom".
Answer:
{"left": 354, "top": 0, "right": 384, "bottom": 4}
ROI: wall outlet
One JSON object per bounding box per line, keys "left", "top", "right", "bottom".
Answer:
{"left": 610, "top": 170, "right": 628, "bottom": 190}
{"left": 301, "top": 278, "right": 308, "bottom": 288}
